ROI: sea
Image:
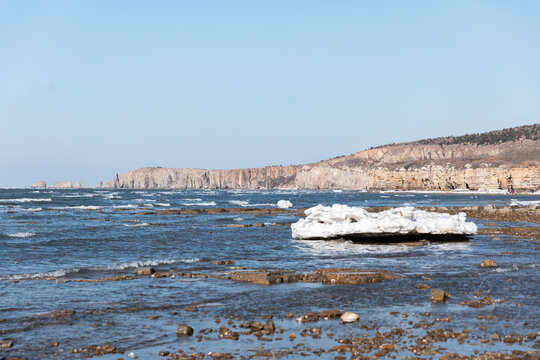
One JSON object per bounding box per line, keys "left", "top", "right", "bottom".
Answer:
{"left": 1, "top": 188, "right": 539, "bottom": 359}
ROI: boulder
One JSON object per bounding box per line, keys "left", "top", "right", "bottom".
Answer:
{"left": 96, "top": 180, "right": 103, "bottom": 188}
{"left": 340, "top": 312, "right": 359, "bottom": 323}
{"left": 134, "top": 268, "right": 155, "bottom": 276}
{"left": 296, "top": 312, "right": 320, "bottom": 323}
{"left": 73, "top": 181, "right": 82, "bottom": 188}
{"left": 320, "top": 309, "right": 342, "bottom": 319}
{"left": 176, "top": 323, "right": 194, "bottom": 336}
{"left": 430, "top": 288, "right": 450, "bottom": 303}
{"left": 480, "top": 259, "right": 498, "bottom": 268}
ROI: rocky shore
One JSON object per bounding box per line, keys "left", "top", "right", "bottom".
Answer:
{"left": 1, "top": 204, "right": 539, "bottom": 359}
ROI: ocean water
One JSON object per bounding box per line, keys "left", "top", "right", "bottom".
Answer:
{"left": 0, "top": 189, "right": 539, "bottom": 359}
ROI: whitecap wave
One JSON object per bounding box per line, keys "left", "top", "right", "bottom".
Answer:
{"left": 0, "top": 258, "right": 201, "bottom": 281}
{"left": 229, "top": 200, "right": 249, "bottom": 206}
{"left": 124, "top": 222, "right": 150, "bottom": 227}
{"left": 4, "top": 232, "right": 36, "bottom": 238}
{"left": 182, "top": 201, "right": 216, "bottom": 206}
{"left": 0, "top": 198, "right": 52, "bottom": 203}
{"left": 510, "top": 199, "right": 540, "bottom": 206}
{"left": 112, "top": 204, "right": 138, "bottom": 209}
{"left": 154, "top": 203, "right": 170, "bottom": 207}
{"left": 51, "top": 205, "right": 101, "bottom": 210}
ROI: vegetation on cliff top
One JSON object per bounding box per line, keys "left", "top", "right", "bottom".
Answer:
{"left": 379, "top": 123, "right": 539, "bottom": 148}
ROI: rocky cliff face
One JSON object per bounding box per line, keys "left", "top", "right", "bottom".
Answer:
{"left": 105, "top": 125, "right": 540, "bottom": 192}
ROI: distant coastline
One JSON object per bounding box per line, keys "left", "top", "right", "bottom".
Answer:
{"left": 34, "top": 124, "right": 540, "bottom": 193}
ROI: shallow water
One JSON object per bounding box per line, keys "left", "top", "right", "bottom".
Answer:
{"left": 0, "top": 189, "right": 539, "bottom": 359}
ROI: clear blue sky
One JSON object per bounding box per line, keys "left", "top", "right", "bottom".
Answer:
{"left": 1, "top": 1, "right": 539, "bottom": 187}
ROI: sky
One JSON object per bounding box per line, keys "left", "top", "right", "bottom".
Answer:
{"left": 1, "top": 1, "right": 539, "bottom": 187}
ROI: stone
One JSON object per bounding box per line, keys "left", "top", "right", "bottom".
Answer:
{"left": 296, "top": 312, "right": 320, "bottom": 323}
{"left": 414, "top": 283, "right": 430, "bottom": 289}
{"left": 320, "top": 309, "right": 342, "bottom": 319}
{"left": 218, "top": 326, "right": 239, "bottom": 340}
{"left": 74, "top": 181, "right": 82, "bottom": 188}
{"left": 340, "top": 312, "right": 359, "bottom": 323}
{"left": 210, "top": 260, "right": 235, "bottom": 265}
{"left": 315, "top": 268, "right": 399, "bottom": 285}
{"left": 134, "top": 267, "right": 155, "bottom": 276}
{"left": 430, "top": 289, "right": 450, "bottom": 303}
{"left": 491, "top": 333, "right": 501, "bottom": 341}
{"left": 229, "top": 270, "right": 298, "bottom": 285}
{"left": 0, "top": 340, "right": 13, "bottom": 348}
{"left": 263, "top": 320, "right": 275, "bottom": 334}
{"left": 480, "top": 259, "right": 498, "bottom": 268}
{"left": 96, "top": 180, "right": 103, "bottom": 188}
{"left": 31, "top": 180, "right": 46, "bottom": 188}
{"left": 176, "top": 324, "right": 194, "bottom": 336}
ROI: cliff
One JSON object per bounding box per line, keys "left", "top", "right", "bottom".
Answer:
{"left": 105, "top": 124, "right": 540, "bottom": 192}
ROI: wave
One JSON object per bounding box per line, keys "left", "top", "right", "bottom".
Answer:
{"left": 2, "top": 232, "right": 35, "bottom": 238}
{"left": 112, "top": 204, "right": 138, "bottom": 209}
{"left": 59, "top": 194, "right": 95, "bottom": 198}
{"left": 124, "top": 223, "right": 150, "bottom": 227}
{"left": 51, "top": 205, "right": 101, "bottom": 210}
{"left": 510, "top": 199, "right": 540, "bottom": 206}
{"left": 154, "top": 203, "right": 170, "bottom": 207}
{"left": 0, "top": 198, "right": 52, "bottom": 203}
{"left": 182, "top": 198, "right": 202, "bottom": 201}
{"left": 229, "top": 200, "right": 249, "bottom": 206}
{"left": 182, "top": 201, "right": 216, "bottom": 206}
{"left": 0, "top": 258, "right": 201, "bottom": 281}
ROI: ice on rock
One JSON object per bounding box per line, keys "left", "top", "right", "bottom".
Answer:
{"left": 291, "top": 204, "right": 477, "bottom": 240}
{"left": 277, "top": 200, "right": 293, "bottom": 209}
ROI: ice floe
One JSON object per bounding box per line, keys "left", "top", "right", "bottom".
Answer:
{"left": 277, "top": 200, "right": 293, "bottom": 209}
{"left": 291, "top": 204, "right": 477, "bottom": 240}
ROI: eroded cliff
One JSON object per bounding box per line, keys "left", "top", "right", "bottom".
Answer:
{"left": 105, "top": 125, "right": 540, "bottom": 192}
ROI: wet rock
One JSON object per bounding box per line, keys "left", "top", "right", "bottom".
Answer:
{"left": 430, "top": 288, "right": 450, "bottom": 303}
{"left": 158, "top": 351, "right": 170, "bottom": 356}
{"left": 230, "top": 270, "right": 298, "bottom": 285}
{"left": 480, "top": 259, "right": 498, "bottom": 268}
{"left": 284, "top": 312, "right": 294, "bottom": 318}
{"left": 218, "top": 326, "right": 239, "bottom": 340}
{"left": 320, "top": 309, "right": 342, "bottom": 319}
{"left": 176, "top": 323, "right": 194, "bottom": 336}
{"left": 296, "top": 312, "right": 320, "bottom": 323}
{"left": 414, "top": 283, "right": 430, "bottom": 290}
{"left": 492, "top": 333, "right": 501, "bottom": 341}
{"left": 40, "top": 309, "right": 75, "bottom": 318}
{"left": 315, "top": 268, "right": 398, "bottom": 285}
{"left": 46, "top": 342, "right": 59, "bottom": 347}
{"left": 263, "top": 320, "right": 276, "bottom": 334}
{"left": 183, "top": 306, "right": 198, "bottom": 312}
{"left": 0, "top": 340, "right": 13, "bottom": 348}
{"left": 340, "top": 312, "right": 359, "bottom": 323}
{"left": 210, "top": 260, "right": 235, "bottom": 265}
{"left": 134, "top": 267, "right": 155, "bottom": 276}
{"left": 208, "top": 352, "right": 233, "bottom": 359}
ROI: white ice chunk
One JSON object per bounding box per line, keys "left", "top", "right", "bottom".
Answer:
{"left": 291, "top": 204, "right": 477, "bottom": 239}
{"left": 277, "top": 200, "right": 293, "bottom": 209}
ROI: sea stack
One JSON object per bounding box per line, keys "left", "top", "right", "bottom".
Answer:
{"left": 50, "top": 181, "right": 73, "bottom": 189}
{"left": 31, "top": 180, "right": 47, "bottom": 188}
